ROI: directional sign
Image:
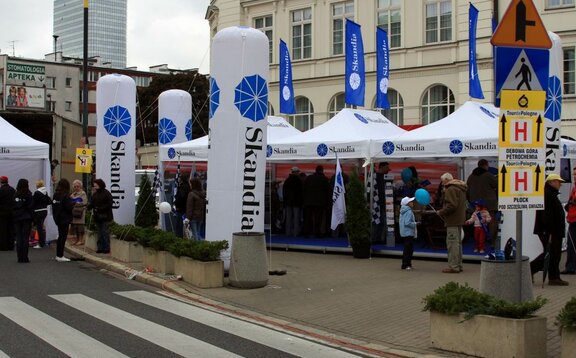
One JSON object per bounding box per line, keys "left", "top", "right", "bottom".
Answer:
{"left": 498, "top": 90, "right": 546, "bottom": 211}
{"left": 75, "top": 148, "right": 93, "bottom": 173}
{"left": 491, "top": 0, "right": 551, "bottom": 49}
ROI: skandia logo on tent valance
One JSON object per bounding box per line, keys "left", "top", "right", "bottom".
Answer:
{"left": 316, "top": 143, "right": 356, "bottom": 157}
{"left": 354, "top": 113, "right": 387, "bottom": 124}
{"left": 176, "top": 150, "right": 198, "bottom": 158}
{"left": 0, "top": 147, "right": 10, "bottom": 154}
{"left": 480, "top": 106, "right": 497, "bottom": 118}
{"left": 268, "top": 122, "right": 289, "bottom": 128}
{"left": 271, "top": 147, "right": 298, "bottom": 156}
{"left": 381, "top": 141, "right": 425, "bottom": 156}
{"left": 464, "top": 142, "right": 497, "bottom": 151}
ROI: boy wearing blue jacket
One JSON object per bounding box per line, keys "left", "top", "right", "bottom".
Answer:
{"left": 400, "top": 196, "right": 417, "bottom": 270}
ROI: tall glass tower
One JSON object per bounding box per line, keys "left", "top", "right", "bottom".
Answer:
{"left": 53, "top": 0, "right": 127, "bottom": 68}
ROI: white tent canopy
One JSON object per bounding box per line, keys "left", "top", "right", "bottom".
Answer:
{"left": 159, "top": 115, "right": 302, "bottom": 162}
{"left": 371, "top": 101, "right": 576, "bottom": 159}
{"left": 268, "top": 108, "right": 406, "bottom": 161}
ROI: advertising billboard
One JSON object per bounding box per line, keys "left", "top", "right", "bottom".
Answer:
{"left": 4, "top": 85, "right": 46, "bottom": 110}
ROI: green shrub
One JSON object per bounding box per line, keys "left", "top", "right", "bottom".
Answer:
{"left": 345, "top": 170, "right": 371, "bottom": 246}
{"left": 423, "top": 282, "right": 547, "bottom": 320}
{"left": 168, "top": 239, "right": 229, "bottom": 262}
{"left": 135, "top": 174, "right": 158, "bottom": 228}
{"left": 556, "top": 297, "right": 576, "bottom": 332}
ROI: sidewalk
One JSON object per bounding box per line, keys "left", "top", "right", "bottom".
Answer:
{"left": 66, "top": 244, "right": 574, "bottom": 357}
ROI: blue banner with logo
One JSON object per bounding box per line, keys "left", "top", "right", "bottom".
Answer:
{"left": 345, "top": 19, "right": 365, "bottom": 106}
{"left": 376, "top": 27, "right": 390, "bottom": 109}
{"left": 279, "top": 39, "right": 296, "bottom": 114}
{"left": 469, "top": 4, "right": 484, "bottom": 99}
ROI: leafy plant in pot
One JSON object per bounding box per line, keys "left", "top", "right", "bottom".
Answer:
{"left": 345, "top": 169, "right": 371, "bottom": 258}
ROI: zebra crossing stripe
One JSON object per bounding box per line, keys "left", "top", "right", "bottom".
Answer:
{"left": 50, "top": 293, "right": 241, "bottom": 358}
{"left": 0, "top": 349, "right": 11, "bottom": 358}
{"left": 0, "top": 297, "right": 128, "bottom": 358}
{"left": 117, "top": 290, "right": 360, "bottom": 358}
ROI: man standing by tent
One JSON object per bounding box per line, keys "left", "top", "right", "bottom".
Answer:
{"left": 0, "top": 176, "right": 16, "bottom": 251}
{"left": 437, "top": 173, "right": 467, "bottom": 273}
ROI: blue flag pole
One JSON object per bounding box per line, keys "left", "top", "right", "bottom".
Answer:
{"left": 279, "top": 39, "right": 296, "bottom": 114}
{"left": 469, "top": 3, "right": 485, "bottom": 99}
{"left": 345, "top": 19, "right": 365, "bottom": 107}
{"left": 376, "top": 27, "right": 391, "bottom": 109}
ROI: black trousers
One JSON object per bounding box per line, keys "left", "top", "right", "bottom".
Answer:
{"left": 530, "top": 233, "right": 563, "bottom": 280}
{"left": 14, "top": 220, "right": 32, "bottom": 262}
{"left": 56, "top": 222, "right": 70, "bottom": 258}
{"left": 402, "top": 236, "right": 414, "bottom": 268}
{"left": 33, "top": 211, "right": 48, "bottom": 247}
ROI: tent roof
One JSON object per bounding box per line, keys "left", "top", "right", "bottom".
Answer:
{"left": 0, "top": 115, "right": 50, "bottom": 159}
{"left": 268, "top": 108, "right": 406, "bottom": 161}
{"left": 160, "top": 115, "right": 301, "bottom": 161}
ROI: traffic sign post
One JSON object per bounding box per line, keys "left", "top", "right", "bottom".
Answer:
{"left": 492, "top": 0, "right": 551, "bottom": 303}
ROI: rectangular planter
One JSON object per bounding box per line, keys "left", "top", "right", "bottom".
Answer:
{"left": 110, "top": 240, "right": 143, "bottom": 263}
{"left": 85, "top": 231, "right": 98, "bottom": 251}
{"left": 175, "top": 256, "right": 224, "bottom": 288}
{"left": 562, "top": 329, "right": 576, "bottom": 358}
{"left": 430, "top": 312, "right": 546, "bottom": 358}
{"left": 142, "top": 249, "right": 176, "bottom": 274}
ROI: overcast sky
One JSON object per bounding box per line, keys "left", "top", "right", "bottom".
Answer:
{"left": 0, "top": 0, "right": 211, "bottom": 73}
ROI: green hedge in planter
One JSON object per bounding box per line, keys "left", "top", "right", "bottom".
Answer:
{"left": 556, "top": 297, "right": 576, "bottom": 332}
{"left": 423, "top": 281, "right": 547, "bottom": 320}
{"left": 108, "top": 223, "right": 228, "bottom": 262}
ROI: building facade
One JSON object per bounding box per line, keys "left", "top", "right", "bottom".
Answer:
{"left": 54, "top": 0, "right": 127, "bottom": 68}
{"left": 206, "top": 0, "right": 576, "bottom": 137}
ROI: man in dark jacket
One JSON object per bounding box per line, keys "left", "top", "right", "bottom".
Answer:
{"left": 283, "top": 167, "right": 303, "bottom": 236}
{"left": 438, "top": 173, "right": 468, "bottom": 273}
{"left": 467, "top": 159, "right": 498, "bottom": 246}
{"left": 532, "top": 174, "right": 569, "bottom": 286}
{"left": 303, "top": 165, "right": 331, "bottom": 237}
{"left": 0, "top": 176, "right": 16, "bottom": 251}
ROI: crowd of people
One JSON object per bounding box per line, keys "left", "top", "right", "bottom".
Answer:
{"left": 173, "top": 173, "right": 207, "bottom": 241}
{"left": 0, "top": 175, "right": 114, "bottom": 263}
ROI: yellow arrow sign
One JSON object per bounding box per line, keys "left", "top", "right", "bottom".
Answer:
{"left": 75, "top": 148, "right": 93, "bottom": 174}
{"left": 499, "top": 90, "right": 546, "bottom": 149}
{"left": 498, "top": 163, "right": 544, "bottom": 197}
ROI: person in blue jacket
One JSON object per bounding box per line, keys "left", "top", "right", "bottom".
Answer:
{"left": 399, "top": 196, "right": 417, "bottom": 270}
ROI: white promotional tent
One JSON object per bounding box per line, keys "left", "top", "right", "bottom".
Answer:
{"left": 159, "top": 115, "right": 302, "bottom": 162}
{"left": 268, "top": 108, "right": 406, "bottom": 161}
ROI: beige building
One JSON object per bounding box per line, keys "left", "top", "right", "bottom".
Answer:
{"left": 206, "top": 0, "right": 576, "bottom": 136}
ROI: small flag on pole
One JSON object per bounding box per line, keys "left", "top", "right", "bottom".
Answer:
{"left": 469, "top": 3, "right": 484, "bottom": 99}
{"left": 152, "top": 168, "right": 162, "bottom": 194}
{"left": 279, "top": 39, "right": 296, "bottom": 114}
{"left": 345, "top": 19, "right": 365, "bottom": 107}
{"left": 331, "top": 155, "right": 346, "bottom": 230}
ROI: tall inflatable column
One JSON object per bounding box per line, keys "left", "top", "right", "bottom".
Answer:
{"left": 96, "top": 74, "right": 136, "bottom": 225}
{"left": 206, "top": 27, "right": 269, "bottom": 268}
{"left": 158, "top": 89, "right": 193, "bottom": 145}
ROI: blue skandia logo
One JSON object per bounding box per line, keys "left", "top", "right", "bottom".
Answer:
{"left": 168, "top": 148, "right": 176, "bottom": 159}
{"left": 103, "top": 105, "right": 131, "bottom": 137}
{"left": 317, "top": 143, "right": 328, "bottom": 157}
{"left": 209, "top": 78, "right": 220, "bottom": 119}
{"left": 449, "top": 140, "right": 464, "bottom": 154}
{"left": 234, "top": 74, "right": 268, "bottom": 122}
{"left": 563, "top": 144, "right": 568, "bottom": 157}
{"left": 185, "top": 119, "right": 193, "bottom": 141}
{"left": 382, "top": 141, "right": 395, "bottom": 156}
{"left": 158, "top": 118, "right": 177, "bottom": 144}
{"left": 546, "top": 76, "right": 562, "bottom": 121}
{"left": 480, "top": 106, "right": 496, "bottom": 118}
{"left": 354, "top": 113, "right": 369, "bottom": 124}
{"left": 266, "top": 145, "right": 273, "bottom": 158}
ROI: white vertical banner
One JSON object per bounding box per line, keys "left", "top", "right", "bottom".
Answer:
{"left": 545, "top": 31, "right": 563, "bottom": 176}
{"left": 158, "top": 90, "right": 192, "bottom": 145}
{"left": 206, "top": 26, "right": 269, "bottom": 268}
{"left": 96, "top": 74, "right": 136, "bottom": 225}
{"left": 331, "top": 155, "right": 346, "bottom": 230}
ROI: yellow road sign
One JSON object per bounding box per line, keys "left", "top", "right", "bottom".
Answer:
{"left": 497, "top": 163, "right": 544, "bottom": 210}
{"left": 75, "top": 148, "right": 93, "bottom": 173}
{"left": 498, "top": 90, "right": 546, "bottom": 150}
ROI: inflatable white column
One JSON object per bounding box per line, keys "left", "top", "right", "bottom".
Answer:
{"left": 158, "top": 89, "right": 192, "bottom": 145}
{"left": 206, "top": 27, "right": 269, "bottom": 268}
{"left": 96, "top": 74, "right": 136, "bottom": 225}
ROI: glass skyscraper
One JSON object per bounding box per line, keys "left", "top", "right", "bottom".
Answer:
{"left": 53, "top": 0, "right": 127, "bottom": 68}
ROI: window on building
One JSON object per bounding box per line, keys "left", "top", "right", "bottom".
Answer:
{"left": 377, "top": 0, "right": 401, "bottom": 48}
{"left": 375, "top": 89, "right": 404, "bottom": 125}
{"left": 421, "top": 85, "right": 454, "bottom": 124}
{"left": 46, "top": 99, "right": 55, "bottom": 112}
{"left": 328, "top": 93, "right": 349, "bottom": 118}
{"left": 288, "top": 96, "right": 314, "bottom": 131}
{"left": 65, "top": 101, "right": 72, "bottom": 112}
{"left": 268, "top": 102, "right": 275, "bottom": 116}
{"left": 46, "top": 77, "right": 56, "bottom": 89}
{"left": 546, "top": 0, "right": 574, "bottom": 9}
{"left": 332, "top": 1, "right": 354, "bottom": 55}
{"left": 65, "top": 77, "right": 72, "bottom": 87}
{"left": 565, "top": 48, "right": 575, "bottom": 95}
{"left": 425, "top": 1, "right": 452, "bottom": 43}
{"left": 254, "top": 15, "right": 273, "bottom": 63}
{"left": 292, "top": 8, "right": 312, "bottom": 60}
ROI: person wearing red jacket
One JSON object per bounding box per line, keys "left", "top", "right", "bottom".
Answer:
{"left": 563, "top": 168, "right": 576, "bottom": 275}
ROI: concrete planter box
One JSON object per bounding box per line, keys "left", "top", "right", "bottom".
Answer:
{"left": 175, "top": 256, "right": 224, "bottom": 288}
{"left": 430, "top": 312, "right": 546, "bottom": 358}
{"left": 142, "top": 249, "right": 176, "bottom": 274}
{"left": 110, "top": 239, "right": 143, "bottom": 263}
{"left": 85, "top": 231, "right": 98, "bottom": 251}
{"left": 562, "top": 329, "right": 576, "bottom": 358}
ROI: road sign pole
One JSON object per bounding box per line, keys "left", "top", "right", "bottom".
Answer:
{"left": 516, "top": 210, "right": 523, "bottom": 302}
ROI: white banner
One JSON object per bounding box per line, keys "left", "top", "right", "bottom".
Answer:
{"left": 206, "top": 26, "right": 269, "bottom": 268}
{"left": 331, "top": 156, "right": 346, "bottom": 230}
{"left": 158, "top": 90, "right": 192, "bottom": 145}
{"left": 545, "top": 31, "right": 563, "bottom": 176}
{"left": 95, "top": 74, "right": 136, "bottom": 225}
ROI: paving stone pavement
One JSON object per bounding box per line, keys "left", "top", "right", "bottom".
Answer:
{"left": 69, "top": 245, "right": 575, "bottom": 357}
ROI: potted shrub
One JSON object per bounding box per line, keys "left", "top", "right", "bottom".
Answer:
{"left": 135, "top": 174, "right": 158, "bottom": 228}
{"left": 345, "top": 170, "right": 371, "bottom": 258}
{"left": 423, "top": 282, "right": 548, "bottom": 358}
{"left": 556, "top": 297, "right": 576, "bottom": 358}
{"left": 108, "top": 223, "right": 143, "bottom": 263}
{"left": 169, "top": 239, "right": 229, "bottom": 288}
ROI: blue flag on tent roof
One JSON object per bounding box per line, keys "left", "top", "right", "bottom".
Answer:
{"left": 469, "top": 3, "right": 484, "bottom": 99}
{"left": 345, "top": 19, "right": 365, "bottom": 107}
{"left": 279, "top": 39, "right": 296, "bottom": 114}
{"left": 376, "top": 27, "right": 391, "bottom": 109}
